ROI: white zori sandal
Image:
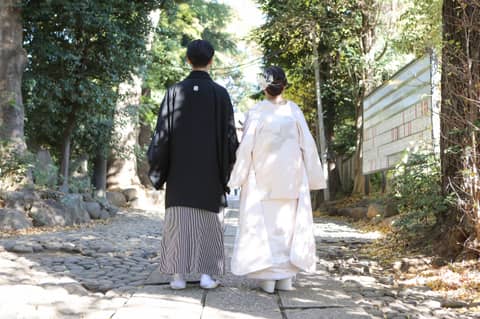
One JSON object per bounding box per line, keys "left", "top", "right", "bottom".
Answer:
{"left": 170, "top": 273, "right": 186, "bottom": 290}
{"left": 276, "top": 277, "right": 294, "bottom": 291}
{"left": 200, "top": 274, "right": 220, "bottom": 289}
{"left": 259, "top": 280, "right": 276, "bottom": 293}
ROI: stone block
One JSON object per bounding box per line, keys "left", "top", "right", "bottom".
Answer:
{"left": 61, "top": 194, "right": 91, "bottom": 224}
{"left": 327, "top": 207, "right": 339, "bottom": 216}
{"left": 106, "top": 204, "right": 119, "bottom": 217}
{"left": 84, "top": 202, "right": 102, "bottom": 220}
{"left": 123, "top": 188, "right": 138, "bottom": 202}
{"left": 350, "top": 207, "right": 368, "bottom": 220}
{"left": 367, "top": 204, "right": 384, "bottom": 219}
{"left": 338, "top": 208, "right": 352, "bottom": 217}
{"left": 82, "top": 193, "right": 94, "bottom": 202}
{"left": 23, "top": 190, "right": 38, "bottom": 211}
{"left": 203, "top": 287, "right": 282, "bottom": 319}
{"left": 384, "top": 201, "right": 399, "bottom": 217}
{"left": 99, "top": 210, "right": 110, "bottom": 220}
{"left": 3, "top": 191, "right": 25, "bottom": 211}
{"left": 29, "top": 198, "right": 76, "bottom": 227}
{"left": 106, "top": 192, "right": 127, "bottom": 208}
{"left": 328, "top": 206, "right": 370, "bottom": 220}
{"left": 0, "top": 208, "right": 32, "bottom": 230}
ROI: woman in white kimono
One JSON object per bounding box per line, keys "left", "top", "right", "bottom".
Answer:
{"left": 228, "top": 66, "right": 326, "bottom": 293}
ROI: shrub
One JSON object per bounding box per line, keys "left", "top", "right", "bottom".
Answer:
{"left": 32, "top": 161, "right": 58, "bottom": 188}
{"left": 0, "top": 142, "right": 34, "bottom": 189}
{"left": 390, "top": 144, "right": 452, "bottom": 239}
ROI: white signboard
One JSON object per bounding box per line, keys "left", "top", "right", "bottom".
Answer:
{"left": 362, "top": 55, "right": 440, "bottom": 175}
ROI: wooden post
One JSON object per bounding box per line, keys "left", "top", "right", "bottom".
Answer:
{"left": 365, "top": 174, "right": 370, "bottom": 196}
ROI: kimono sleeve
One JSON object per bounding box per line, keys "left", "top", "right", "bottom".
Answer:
{"left": 228, "top": 110, "right": 257, "bottom": 188}
{"left": 225, "top": 93, "right": 240, "bottom": 189}
{"left": 295, "top": 105, "right": 327, "bottom": 190}
{"left": 147, "top": 88, "right": 172, "bottom": 189}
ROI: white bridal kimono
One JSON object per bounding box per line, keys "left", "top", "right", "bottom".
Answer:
{"left": 228, "top": 100, "right": 326, "bottom": 279}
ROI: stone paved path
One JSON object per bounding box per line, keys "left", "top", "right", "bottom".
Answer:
{"left": 0, "top": 203, "right": 478, "bottom": 319}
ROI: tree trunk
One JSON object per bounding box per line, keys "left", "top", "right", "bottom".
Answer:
{"left": 352, "top": 100, "right": 366, "bottom": 194}
{"left": 441, "top": 0, "right": 480, "bottom": 251}
{"left": 107, "top": 10, "right": 161, "bottom": 190}
{"left": 59, "top": 114, "right": 76, "bottom": 193}
{"left": 312, "top": 40, "right": 330, "bottom": 201}
{"left": 352, "top": 0, "right": 378, "bottom": 195}
{"left": 93, "top": 148, "right": 107, "bottom": 197}
{"left": 107, "top": 75, "right": 143, "bottom": 189}
{"left": 0, "top": 0, "right": 27, "bottom": 151}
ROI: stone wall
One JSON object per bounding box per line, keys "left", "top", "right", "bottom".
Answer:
{"left": 0, "top": 190, "right": 118, "bottom": 231}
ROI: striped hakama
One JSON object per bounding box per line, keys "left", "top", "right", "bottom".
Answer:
{"left": 158, "top": 206, "right": 225, "bottom": 275}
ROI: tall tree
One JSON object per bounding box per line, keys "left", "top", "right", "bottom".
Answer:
{"left": 106, "top": 10, "right": 161, "bottom": 191}
{"left": 441, "top": 0, "right": 480, "bottom": 253}
{"left": 351, "top": 0, "right": 381, "bottom": 194}
{"left": 22, "top": 0, "right": 165, "bottom": 192}
{"left": 0, "top": 0, "right": 29, "bottom": 190}
{"left": 0, "top": 0, "right": 27, "bottom": 151}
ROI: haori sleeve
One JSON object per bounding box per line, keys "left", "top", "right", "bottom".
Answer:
{"left": 294, "top": 104, "right": 327, "bottom": 190}
{"left": 146, "top": 88, "right": 172, "bottom": 189}
{"left": 227, "top": 110, "right": 258, "bottom": 189}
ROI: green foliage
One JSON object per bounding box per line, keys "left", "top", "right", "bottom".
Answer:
{"left": 392, "top": 0, "right": 442, "bottom": 55}
{"left": 142, "top": 0, "right": 238, "bottom": 128}
{"left": 369, "top": 171, "right": 385, "bottom": 193}
{"left": 134, "top": 143, "right": 149, "bottom": 165}
{"left": 69, "top": 177, "right": 93, "bottom": 194}
{"left": 331, "top": 120, "right": 356, "bottom": 156}
{"left": 0, "top": 142, "right": 34, "bottom": 179}
{"left": 390, "top": 145, "right": 452, "bottom": 238}
{"left": 22, "top": 0, "right": 165, "bottom": 168}
{"left": 32, "top": 161, "right": 58, "bottom": 188}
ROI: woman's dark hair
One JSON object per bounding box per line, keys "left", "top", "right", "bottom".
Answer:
{"left": 187, "top": 39, "right": 215, "bottom": 67}
{"left": 263, "top": 66, "right": 288, "bottom": 96}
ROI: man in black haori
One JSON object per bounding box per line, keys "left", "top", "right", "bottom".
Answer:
{"left": 147, "top": 39, "right": 239, "bottom": 289}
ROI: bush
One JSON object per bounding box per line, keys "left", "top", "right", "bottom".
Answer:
{"left": 390, "top": 144, "right": 452, "bottom": 239}
{"left": 69, "top": 177, "right": 94, "bottom": 194}
{"left": 0, "top": 142, "right": 34, "bottom": 189}
{"left": 32, "top": 161, "right": 58, "bottom": 188}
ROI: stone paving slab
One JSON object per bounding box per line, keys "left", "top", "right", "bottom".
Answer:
{"left": 112, "top": 285, "right": 203, "bottom": 319}
{"left": 0, "top": 283, "right": 128, "bottom": 319}
{"left": 284, "top": 307, "right": 372, "bottom": 319}
{"left": 278, "top": 270, "right": 358, "bottom": 309}
{"left": 279, "top": 281, "right": 357, "bottom": 308}
{"left": 144, "top": 268, "right": 171, "bottom": 285}
{"left": 202, "top": 287, "right": 282, "bottom": 319}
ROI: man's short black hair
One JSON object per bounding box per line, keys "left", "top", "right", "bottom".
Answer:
{"left": 187, "top": 39, "right": 215, "bottom": 67}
